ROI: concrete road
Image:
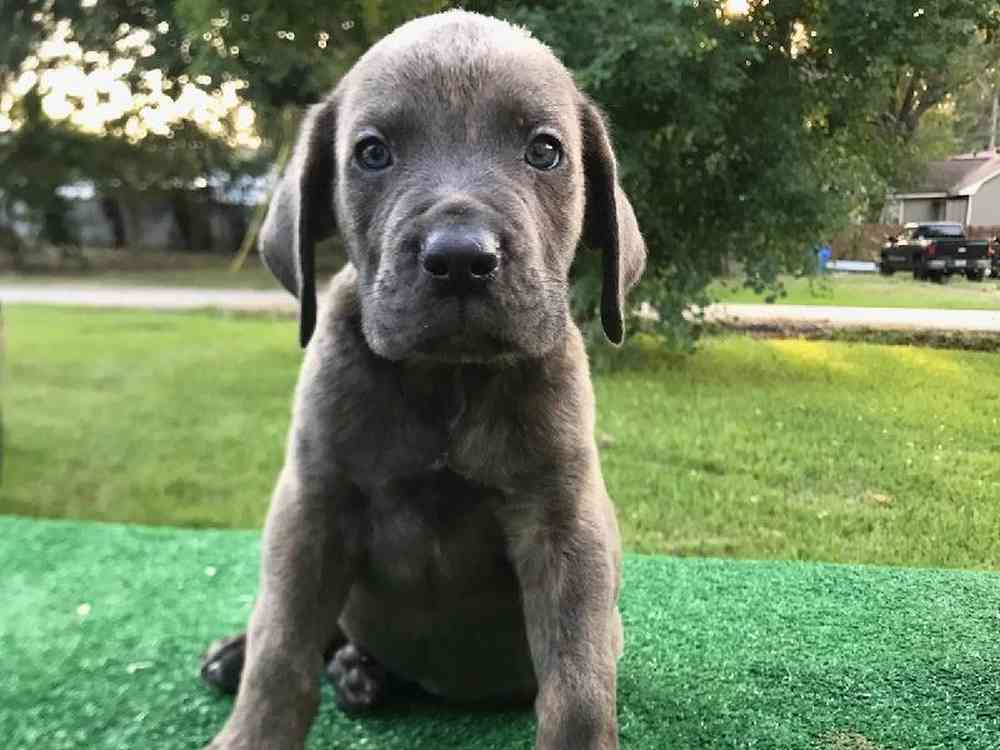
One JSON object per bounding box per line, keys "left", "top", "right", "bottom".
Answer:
{"left": 0, "top": 284, "right": 296, "bottom": 314}
{"left": 4, "top": 283, "right": 1000, "bottom": 333}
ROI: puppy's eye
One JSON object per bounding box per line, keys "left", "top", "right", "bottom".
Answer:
{"left": 355, "top": 136, "right": 393, "bottom": 170}
{"left": 525, "top": 134, "right": 562, "bottom": 171}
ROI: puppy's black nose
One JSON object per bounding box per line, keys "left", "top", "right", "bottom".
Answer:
{"left": 420, "top": 228, "right": 499, "bottom": 293}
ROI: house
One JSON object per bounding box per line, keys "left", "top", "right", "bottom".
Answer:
{"left": 884, "top": 151, "right": 1000, "bottom": 226}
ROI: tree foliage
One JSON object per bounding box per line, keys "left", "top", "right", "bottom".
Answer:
{"left": 173, "top": 1, "right": 447, "bottom": 106}
{"left": 952, "top": 70, "right": 1000, "bottom": 152}
{"left": 0, "top": 0, "right": 264, "bottom": 246}
{"left": 803, "top": 1, "right": 1000, "bottom": 201}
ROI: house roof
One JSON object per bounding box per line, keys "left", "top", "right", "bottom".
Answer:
{"left": 897, "top": 151, "right": 1000, "bottom": 197}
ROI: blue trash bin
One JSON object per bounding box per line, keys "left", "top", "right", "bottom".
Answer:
{"left": 817, "top": 244, "right": 832, "bottom": 273}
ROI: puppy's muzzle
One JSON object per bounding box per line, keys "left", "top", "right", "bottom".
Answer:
{"left": 419, "top": 226, "right": 500, "bottom": 296}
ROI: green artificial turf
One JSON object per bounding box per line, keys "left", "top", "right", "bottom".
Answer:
{"left": 3, "top": 515, "right": 999, "bottom": 749}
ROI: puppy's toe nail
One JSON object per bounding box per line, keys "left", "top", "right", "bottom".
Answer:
{"left": 345, "top": 668, "right": 367, "bottom": 692}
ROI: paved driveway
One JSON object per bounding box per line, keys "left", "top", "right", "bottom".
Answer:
{"left": 5, "top": 283, "right": 1000, "bottom": 332}
{"left": 0, "top": 284, "right": 296, "bottom": 314}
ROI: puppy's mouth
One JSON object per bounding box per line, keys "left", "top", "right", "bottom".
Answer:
{"left": 411, "top": 302, "right": 518, "bottom": 363}
{"left": 414, "top": 334, "right": 514, "bottom": 364}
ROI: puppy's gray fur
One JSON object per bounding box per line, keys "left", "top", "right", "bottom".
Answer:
{"left": 203, "top": 11, "right": 645, "bottom": 750}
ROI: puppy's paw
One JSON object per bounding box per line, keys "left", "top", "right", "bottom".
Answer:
{"left": 327, "top": 643, "right": 387, "bottom": 714}
{"left": 200, "top": 633, "right": 246, "bottom": 695}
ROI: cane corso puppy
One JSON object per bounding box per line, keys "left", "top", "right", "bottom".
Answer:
{"left": 200, "top": 10, "right": 646, "bottom": 750}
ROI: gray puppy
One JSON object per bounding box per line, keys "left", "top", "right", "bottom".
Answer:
{"left": 201, "top": 10, "right": 645, "bottom": 750}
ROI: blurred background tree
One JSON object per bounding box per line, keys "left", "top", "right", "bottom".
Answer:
{"left": 952, "top": 69, "right": 1000, "bottom": 152}
{"left": 174, "top": 1, "right": 448, "bottom": 137}
{"left": 2, "top": 0, "right": 999, "bottom": 342}
{"left": 1, "top": 0, "right": 264, "bottom": 256}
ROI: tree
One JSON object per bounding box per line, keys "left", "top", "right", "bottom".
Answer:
{"left": 0, "top": 0, "right": 263, "bottom": 252}
{"left": 803, "top": 0, "right": 1000, "bottom": 198}
{"left": 952, "top": 69, "right": 1000, "bottom": 152}
{"left": 172, "top": 1, "right": 449, "bottom": 149}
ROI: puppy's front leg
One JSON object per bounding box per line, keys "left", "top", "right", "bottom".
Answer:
{"left": 205, "top": 465, "right": 362, "bottom": 750}
{"left": 503, "top": 481, "right": 622, "bottom": 750}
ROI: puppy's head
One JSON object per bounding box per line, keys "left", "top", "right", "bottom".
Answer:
{"left": 260, "top": 10, "right": 645, "bottom": 360}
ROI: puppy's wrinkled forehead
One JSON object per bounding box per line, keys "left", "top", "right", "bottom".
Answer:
{"left": 339, "top": 12, "right": 580, "bottom": 145}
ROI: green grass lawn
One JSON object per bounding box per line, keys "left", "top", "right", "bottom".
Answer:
{"left": 712, "top": 272, "right": 1000, "bottom": 310}
{"left": 5, "top": 305, "right": 1000, "bottom": 569}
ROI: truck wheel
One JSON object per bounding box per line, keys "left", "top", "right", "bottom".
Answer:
{"left": 966, "top": 270, "right": 984, "bottom": 282}
{"left": 930, "top": 271, "right": 947, "bottom": 284}
{"left": 880, "top": 265, "right": 895, "bottom": 276}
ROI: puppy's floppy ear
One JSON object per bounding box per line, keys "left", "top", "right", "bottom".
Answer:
{"left": 259, "top": 99, "right": 337, "bottom": 348}
{"left": 579, "top": 96, "right": 647, "bottom": 345}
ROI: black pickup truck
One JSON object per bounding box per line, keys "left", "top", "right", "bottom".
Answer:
{"left": 879, "top": 222, "right": 994, "bottom": 282}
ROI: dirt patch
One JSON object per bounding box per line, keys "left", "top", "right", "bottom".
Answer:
{"left": 861, "top": 491, "right": 895, "bottom": 509}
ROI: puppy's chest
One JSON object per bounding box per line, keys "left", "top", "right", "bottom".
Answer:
{"left": 336, "top": 367, "right": 524, "bottom": 488}
{"left": 362, "top": 469, "right": 512, "bottom": 593}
